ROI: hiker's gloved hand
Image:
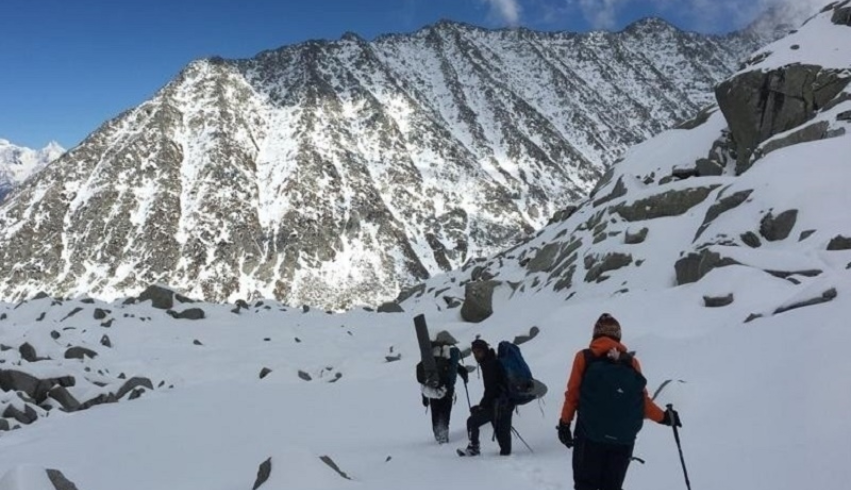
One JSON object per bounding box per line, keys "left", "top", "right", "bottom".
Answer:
{"left": 557, "top": 421, "right": 573, "bottom": 448}
{"left": 422, "top": 396, "right": 429, "bottom": 407}
{"left": 458, "top": 367, "right": 469, "bottom": 384}
{"left": 470, "top": 405, "right": 483, "bottom": 414}
{"left": 661, "top": 409, "right": 682, "bottom": 427}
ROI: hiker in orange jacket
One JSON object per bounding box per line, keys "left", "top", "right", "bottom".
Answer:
{"left": 557, "top": 313, "right": 681, "bottom": 490}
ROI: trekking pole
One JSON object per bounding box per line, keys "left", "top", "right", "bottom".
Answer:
{"left": 666, "top": 404, "right": 692, "bottom": 490}
{"left": 462, "top": 378, "right": 472, "bottom": 410}
{"left": 511, "top": 427, "right": 534, "bottom": 454}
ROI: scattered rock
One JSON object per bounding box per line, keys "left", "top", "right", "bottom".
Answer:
{"left": 48, "top": 386, "right": 81, "bottom": 412}
{"left": 395, "top": 284, "right": 426, "bottom": 304}
{"left": 790, "top": 44, "right": 800, "bottom": 50}
{"left": 760, "top": 121, "right": 833, "bottom": 159}
{"left": 585, "top": 253, "right": 633, "bottom": 283}
{"left": 827, "top": 235, "right": 851, "bottom": 250}
{"left": 675, "top": 249, "right": 740, "bottom": 285}
{"left": 36, "top": 312, "right": 46, "bottom": 322}
{"left": 115, "top": 377, "right": 154, "bottom": 400}
{"left": 320, "top": 455, "right": 352, "bottom": 480}
{"left": 696, "top": 158, "right": 724, "bottom": 176}
{"left": 99, "top": 335, "right": 112, "bottom": 348}
{"left": 60, "top": 307, "right": 84, "bottom": 322}
{"left": 298, "top": 371, "right": 312, "bottom": 381}
{"left": 302, "top": 305, "right": 310, "bottom": 313}
{"left": 80, "top": 298, "right": 95, "bottom": 304}
{"left": 704, "top": 294, "right": 734, "bottom": 307}
{"left": 774, "top": 288, "right": 838, "bottom": 315}
{"left": 527, "top": 243, "right": 561, "bottom": 273}
{"left": 253, "top": 457, "right": 272, "bottom": 490}
{"left": 741, "top": 232, "right": 762, "bottom": 248}
{"left": 0, "top": 419, "right": 8, "bottom": 431}
{"left": 3, "top": 403, "right": 38, "bottom": 425}
{"left": 377, "top": 302, "right": 404, "bottom": 313}
{"left": 548, "top": 206, "right": 579, "bottom": 224}
{"left": 614, "top": 186, "right": 718, "bottom": 222}
{"left": 593, "top": 176, "right": 627, "bottom": 207}
{"left": 138, "top": 285, "right": 177, "bottom": 310}
{"left": 0, "top": 313, "right": 5, "bottom": 321}
{"left": 695, "top": 190, "right": 753, "bottom": 240}
{"left": 0, "top": 344, "right": 9, "bottom": 351}
{"left": 838, "top": 110, "right": 851, "bottom": 122}
{"left": 33, "top": 292, "right": 50, "bottom": 300}
{"left": 433, "top": 330, "right": 458, "bottom": 345}
{"left": 513, "top": 326, "right": 541, "bottom": 346}
{"left": 50, "top": 330, "right": 61, "bottom": 340}
{"left": 385, "top": 355, "right": 402, "bottom": 363}
{"left": 259, "top": 368, "right": 273, "bottom": 379}
{"left": 460, "top": 281, "right": 501, "bottom": 323}
{"left": 46, "top": 469, "right": 81, "bottom": 490}
{"left": 19, "top": 343, "right": 40, "bottom": 362}
{"left": 745, "top": 313, "right": 763, "bottom": 323}
{"left": 101, "top": 319, "right": 114, "bottom": 328}
{"left": 624, "top": 228, "right": 649, "bottom": 245}
{"left": 799, "top": 230, "right": 816, "bottom": 241}
{"left": 759, "top": 209, "right": 798, "bottom": 242}
{"left": 832, "top": 4, "right": 851, "bottom": 25}
{"left": 443, "top": 296, "right": 462, "bottom": 309}
{"left": 170, "top": 308, "right": 205, "bottom": 320}
{"left": 64, "top": 347, "right": 98, "bottom": 360}
{"left": 94, "top": 308, "right": 111, "bottom": 320}
{"left": 193, "top": 339, "right": 203, "bottom": 346}
{"left": 765, "top": 269, "right": 822, "bottom": 279}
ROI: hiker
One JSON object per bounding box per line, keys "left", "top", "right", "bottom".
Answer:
{"left": 417, "top": 342, "right": 469, "bottom": 444}
{"left": 556, "top": 313, "right": 682, "bottom": 490}
{"left": 460, "top": 339, "right": 513, "bottom": 456}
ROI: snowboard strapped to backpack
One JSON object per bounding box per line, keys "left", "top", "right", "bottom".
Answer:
{"left": 577, "top": 349, "right": 646, "bottom": 445}
{"left": 497, "top": 341, "right": 545, "bottom": 406}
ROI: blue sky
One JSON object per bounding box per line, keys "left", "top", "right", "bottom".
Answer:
{"left": 0, "top": 0, "right": 800, "bottom": 149}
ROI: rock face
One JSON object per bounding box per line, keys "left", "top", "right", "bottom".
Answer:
{"left": 716, "top": 65, "right": 851, "bottom": 173}
{"left": 461, "top": 280, "right": 501, "bottom": 323}
{"left": 0, "top": 20, "right": 769, "bottom": 309}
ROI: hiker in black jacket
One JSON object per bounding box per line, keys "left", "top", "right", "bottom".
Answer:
{"left": 418, "top": 343, "right": 469, "bottom": 444}
{"left": 460, "top": 339, "right": 513, "bottom": 456}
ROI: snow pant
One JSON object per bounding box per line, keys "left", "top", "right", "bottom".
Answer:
{"left": 430, "top": 389, "right": 453, "bottom": 442}
{"left": 466, "top": 401, "right": 513, "bottom": 455}
{"left": 572, "top": 431, "right": 634, "bottom": 490}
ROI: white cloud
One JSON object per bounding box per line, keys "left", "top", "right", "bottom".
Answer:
{"left": 575, "top": 0, "right": 631, "bottom": 29}
{"left": 481, "top": 0, "right": 523, "bottom": 25}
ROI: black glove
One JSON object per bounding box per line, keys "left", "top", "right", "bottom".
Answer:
{"left": 470, "top": 405, "right": 483, "bottom": 414}
{"left": 458, "top": 367, "right": 469, "bottom": 384}
{"left": 422, "top": 396, "right": 430, "bottom": 408}
{"left": 557, "top": 421, "right": 573, "bottom": 448}
{"left": 661, "top": 409, "right": 682, "bottom": 427}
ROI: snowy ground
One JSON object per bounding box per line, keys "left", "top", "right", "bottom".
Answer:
{"left": 0, "top": 270, "right": 849, "bottom": 490}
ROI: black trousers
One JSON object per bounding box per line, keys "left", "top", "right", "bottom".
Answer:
{"left": 572, "top": 433, "right": 634, "bottom": 490}
{"left": 466, "top": 402, "right": 513, "bottom": 455}
{"left": 429, "top": 390, "right": 453, "bottom": 441}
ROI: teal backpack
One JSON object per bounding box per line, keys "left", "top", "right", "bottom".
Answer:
{"left": 577, "top": 349, "right": 646, "bottom": 445}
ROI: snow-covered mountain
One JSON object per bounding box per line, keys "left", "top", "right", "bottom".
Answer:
{"left": 0, "top": 19, "right": 780, "bottom": 309}
{"left": 0, "top": 3, "right": 849, "bottom": 490}
{"left": 0, "top": 139, "right": 64, "bottom": 203}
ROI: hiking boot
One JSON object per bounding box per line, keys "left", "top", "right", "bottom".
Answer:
{"left": 461, "top": 444, "right": 480, "bottom": 456}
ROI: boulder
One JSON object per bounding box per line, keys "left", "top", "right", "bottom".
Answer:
{"left": 675, "top": 249, "right": 740, "bottom": 285}
{"left": 3, "top": 403, "right": 38, "bottom": 425}
{"left": 833, "top": 4, "right": 851, "bottom": 25}
{"left": 18, "top": 343, "right": 40, "bottom": 363}
{"left": 64, "top": 347, "right": 98, "bottom": 360}
{"left": 319, "top": 455, "right": 352, "bottom": 480}
{"left": 171, "top": 308, "right": 205, "bottom": 320}
{"left": 527, "top": 243, "right": 561, "bottom": 273}
{"left": 100, "top": 335, "right": 112, "bottom": 348}
{"left": 115, "top": 377, "right": 154, "bottom": 400}
{"left": 60, "top": 307, "right": 84, "bottom": 322}
{"left": 48, "top": 386, "right": 81, "bottom": 412}
{"left": 614, "top": 186, "right": 718, "bottom": 222}
{"left": 259, "top": 368, "right": 273, "bottom": 379}
{"left": 827, "top": 235, "right": 851, "bottom": 250}
{"left": 760, "top": 210, "right": 798, "bottom": 242}
{"left": 548, "top": 206, "right": 579, "bottom": 224}
{"left": 760, "top": 121, "right": 834, "bottom": 159}
{"left": 137, "top": 285, "right": 178, "bottom": 309}
{"left": 46, "top": 469, "right": 81, "bottom": 490}
{"left": 593, "top": 177, "right": 627, "bottom": 207}
{"left": 253, "top": 457, "right": 272, "bottom": 490}
{"left": 377, "top": 302, "right": 404, "bottom": 313}
{"left": 799, "top": 230, "right": 817, "bottom": 241}
{"left": 93, "top": 308, "right": 111, "bottom": 320}
{"left": 696, "top": 158, "right": 724, "bottom": 176}
{"left": 703, "top": 294, "right": 734, "bottom": 308}
{"left": 695, "top": 190, "right": 753, "bottom": 240}
{"left": 741, "top": 232, "right": 762, "bottom": 248}
{"left": 460, "top": 281, "right": 501, "bottom": 323}
{"left": 715, "top": 65, "right": 851, "bottom": 173}
{"left": 838, "top": 110, "right": 851, "bottom": 121}
{"left": 298, "top": 371, "right": 312, "bottom": 381}
{"left": 101, "top": 319, "right": 114, "bottom": 328}
{"left": 433, "top": 330, "right": 458, "bottom": 345}
{"left": 585, "top": 253, "right": 633, "bottom": 283}
{"left": 624, "top": 227, "right": 649, "bottom": 245}
{"left": 774, "top": 288, "right": 838, "bottom": 315}
{"left": 513, "top": 326, "right": 541, "bottom": 346}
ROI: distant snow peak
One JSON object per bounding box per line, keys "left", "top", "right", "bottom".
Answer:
{"left": 0, "top": 20, "right": 779, "bottom": 308}
{"left": 0, "top": 139, "right": 65, "bottom": 202}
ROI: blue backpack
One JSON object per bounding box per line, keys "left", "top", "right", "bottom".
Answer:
{"left": 497, "top": 341, "right": 537, "bottom": 405}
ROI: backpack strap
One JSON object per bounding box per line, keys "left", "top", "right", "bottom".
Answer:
{"left": 583, "top": 348, "right": 636, "bottom": 368}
